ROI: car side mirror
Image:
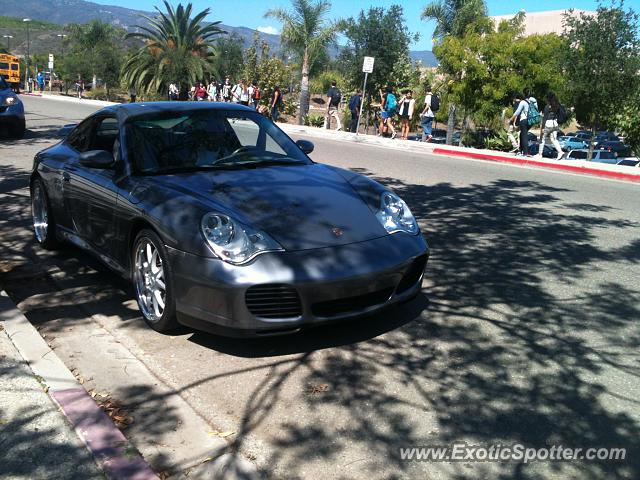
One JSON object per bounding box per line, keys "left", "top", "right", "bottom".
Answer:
{"left": 79, "top": 150, "right": 114, "bottom": 169}
{"left": 57, "top": 123, "right": 77, "bottom": 138}
{"left": 296, "top": 139, "right": 314, "bottom": 154}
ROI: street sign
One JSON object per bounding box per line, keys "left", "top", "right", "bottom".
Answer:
{"left": 48, "top": 53, "right": 54, "bottom": 62}
{"left": 362, "top": 56, "right": 375, "bottom": 73}
{"left": 48, "top": 61, "right": 54, "bottom": 69}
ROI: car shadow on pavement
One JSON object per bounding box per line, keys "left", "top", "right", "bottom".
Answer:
{"left": 2, "top": 159, "right": 640, "bottom": 479}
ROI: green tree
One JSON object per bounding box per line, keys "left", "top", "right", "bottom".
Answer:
{"left": 561, "top": 2, "right": 640, "bottom": 160}
{"left": 210, "top": 33, "right": 245, "bottom": 81}
{"left": 242, "top": 32, "right": 260, "bottom": 83}
{"left": 422, "top": 0, "right": 489, "bottom": 143}
{"left": 436, "top": 15, "right": 565, "bottom": 129}
{"left": 123, "top": 1, "right": 225, "bottom": 99}
{"left": 265, "top": 0, "right": 343, "bottom": 124}
{"left": 339, "top": 5, "right": 419, "bottom": 97}
{"left": 66, "top": 20, "right": 124, "bottom": 91}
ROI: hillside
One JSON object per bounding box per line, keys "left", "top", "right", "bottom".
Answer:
{"left": 0, "top": 0, "right": 438, "bottom": 67}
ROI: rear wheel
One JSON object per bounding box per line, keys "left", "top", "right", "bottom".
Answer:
{"left": 132, "top": 229, "right": 178, "bottom": 333}
{"left": 31, "top": 178, "right": 58, "bottom": 249}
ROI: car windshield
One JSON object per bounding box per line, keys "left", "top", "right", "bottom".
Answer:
{"left": 127, "top": 109, "right": 311, "bottom": 175}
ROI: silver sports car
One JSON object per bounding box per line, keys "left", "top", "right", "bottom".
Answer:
{"left": 30, "top": 102, "right": 429, "bottom": 336}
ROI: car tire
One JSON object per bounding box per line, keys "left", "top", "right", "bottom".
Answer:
{"left": 11, "top": 119, "right": 26, "bottom": 139}
{"left": 132, "top": 229, "right": 178, "bottom": 333}
{"left": 30, "top": 178, "right": 59, "bottom": 249}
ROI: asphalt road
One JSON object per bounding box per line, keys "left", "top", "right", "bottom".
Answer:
{"left": 1, "top": 95, "right": 639, "bottom": 480}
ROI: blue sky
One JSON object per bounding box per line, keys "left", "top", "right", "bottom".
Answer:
{"left": 94, "top": 0, "right": 618, "bottom": 50}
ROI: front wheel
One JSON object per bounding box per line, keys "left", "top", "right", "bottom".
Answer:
{"left": 132, "top": 229, "right": 178, "bottom": 333}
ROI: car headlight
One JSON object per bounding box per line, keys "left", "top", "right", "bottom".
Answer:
{"left": 375, "top": 192, "right": 419, "bottom": 235}
{"left": 201, "top": 213, "right": 282, "bottom": 264}
{"left": 3, "top": 95, "right": 18, "bottom": 106}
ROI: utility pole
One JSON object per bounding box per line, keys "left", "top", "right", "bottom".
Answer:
{"left": 2, "top": 35, "right": 13, "bottom": 52}
{"left": 23, "top": 18, "right": 31, "bottom": 92}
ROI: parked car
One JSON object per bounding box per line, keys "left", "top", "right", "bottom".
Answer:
{"left": 429, "top": 128, "right": 448, "bottom": 144}
{"left": 0, "top": 76, "right": 25, "bottom": 138}
{"left": 597, "top": 140, "right": 632, "bottom": 158}
{"left": 566, "top": 149, "right": 618, "bottom": 164}
{"left": 528, "top": 142, "right": 557, "bottom": 158}
{"left": 30, "top": 102, "right": 429, "bottom": 336}
{"left": 616, "top": 158, "right": 639, "bottom": 167}
{"left": 558, "top": 136, "right": 588, "bottom": 151}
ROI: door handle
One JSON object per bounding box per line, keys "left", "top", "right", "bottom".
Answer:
{"left": 62, "top": 172, "right": 71, "bottom": 182}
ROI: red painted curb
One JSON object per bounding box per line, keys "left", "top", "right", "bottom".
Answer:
{"left": 51, "top": 388, "right": 158, "bottom": 480}
{"left": 433, "top": 147, "right": 640, "bottom": 183}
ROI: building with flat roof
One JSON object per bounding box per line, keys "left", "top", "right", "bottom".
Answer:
{"left": 492, "top": 9, "right": 596, "bottom": 36}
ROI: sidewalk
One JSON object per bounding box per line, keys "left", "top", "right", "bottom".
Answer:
{"left": 0, "top": 290, "right": 157, "bottom": 480}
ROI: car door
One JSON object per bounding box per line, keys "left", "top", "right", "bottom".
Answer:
{"left": 63, "top": 115, "right": 120, "bottom": 259}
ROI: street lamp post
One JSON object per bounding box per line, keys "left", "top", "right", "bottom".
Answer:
{"left": 2, "top": 35, "right": 13, "bottom": 51}
{"left": 23, "top": 18, "right": 31, "bottom": 92}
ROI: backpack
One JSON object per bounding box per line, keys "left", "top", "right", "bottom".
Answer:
{"left": 330, "top": 88, "right": 342, "bottom": 107}
{"left": 556, "top": 104, "right": 568, "bottom": 124}
{"left": 254, "top": 87, "right": 261, "bottom": 100}
{"left": 527, "top": 100, "right": 541, "bottom": 126}
{"left": 348, "top": 94, "right": 360, "bottom": 112}
{"left": 430, "top": 94, "right": 440, "bottom": 113}
{"left": 386, "top": 93, "right": 397, "bottom": 113}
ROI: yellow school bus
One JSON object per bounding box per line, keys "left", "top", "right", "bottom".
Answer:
{"left": 0, "top": 54, "right": 21, "bottom": 90}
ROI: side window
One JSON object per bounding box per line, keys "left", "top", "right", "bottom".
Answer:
{"left": 88, "top": 117, "right": 119, "bottom": 153}
{"left": 66, "top": 119, "right": 93, "bottom": 152}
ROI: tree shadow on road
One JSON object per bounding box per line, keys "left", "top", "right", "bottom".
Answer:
{"left": 1, "top": 158, "right": 640, "bottom": 478}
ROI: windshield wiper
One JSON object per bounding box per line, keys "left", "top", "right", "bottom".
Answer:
{"left": 213, "top": 157, "right": 307, "bottom": 168}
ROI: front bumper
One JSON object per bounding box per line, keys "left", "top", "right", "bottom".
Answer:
{"left": 168, "top": 232, "right": 429, "bottom": 337}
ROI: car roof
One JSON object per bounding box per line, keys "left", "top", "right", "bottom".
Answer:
{"left": 96, "top": 101, "right": 255, "bottom": 122}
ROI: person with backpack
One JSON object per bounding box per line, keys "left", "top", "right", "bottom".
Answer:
{"left": 222, "top": 77, "right": 232, "bottom": 102}
{"left": 536, "top": 91, "right": 565, "bottom": 160}
{"left": 397, "top": 90, "right": 415, "bottom": 140}
{"left": 510, "top": 92, "right": 531, "bottom": 156}
{"left": 270, "top": 85, "right": 282, "bottom": 122}
{"left": 324, "top": 80, "right": 342, "bottom": 131}
{"left": 348, "top": 90, "right": 362, "bottom": 133}
{"left": 378, "top": 86, "right": 397, "bottom": 139}
{"left": 420, "top": 85, "right": 439, "bottom": 142}
{"left": 252, "top": 81, "right": 261, "bottom": 109}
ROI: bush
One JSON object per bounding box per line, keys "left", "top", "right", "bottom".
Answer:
{"left": 309, "top": 70, "right": 346, "bottom": 96}
{"left": 304, "top": 113, "right": 325, "bottom": 128}
{"left": 281, "top": 97, "right": 298, "bottom": 116}
{"left": 484, "top": 130, "right": 514, "bottom": 151}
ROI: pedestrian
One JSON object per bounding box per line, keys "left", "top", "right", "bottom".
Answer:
{"left": 195, "top": 82, "right": 207, "bottom": 101}
{"left": 128, "top": 86, "right": 137, "bottom": 103}
{"left": 510, "top": 92, "right": 530, "bottom": 156}
{"left": 378, "top": 87, "right": 397, "bottom": 139}
{"left": 168, "top": 83, "right": 179, "bottom": 101}
{"left": 348, "top": 90, "right": 362, "bottom": 133}
{"left": 231, "top": 79, "right": 243, "bottom": 104}
{"left": 397, "top": 90, "right": 415, "bottom": 140}
{"left": 324, "top": 80, "right": 342, "bottom": 131}
{"left": 271, "top": 85, "right": 282, "bottom": 122}
{"left": 536, "top": 92, "right": 564, "bottom": 160}
{"left": 252, "top": 81, "right": 261, "bottom": 109}
{"left": 36, "top": 71, "right": 45, "bottom": 92}
{"left": 222, "top": 77, "right": 232, "bottom": 102}
{"left": 239, "top": 80, "right": 250, "bottom": 106}
{"left": 75, "top": 78, "right": 84, "bottom": 99}
{"left": 420, "top": 86, "right": 436, "bottom": 142}
{"left": 207, "top": 79, "right": 217, "bottom": 101}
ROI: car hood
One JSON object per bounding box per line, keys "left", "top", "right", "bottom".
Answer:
{"left": 146, "top": 164, "right": 388, "bottom": 251}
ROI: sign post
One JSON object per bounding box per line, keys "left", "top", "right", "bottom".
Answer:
{"left": 48, "top": 54, "right": 54, "bottom": 91}
{"left": 356, "top": 56, "right": 374, "bottom": 136}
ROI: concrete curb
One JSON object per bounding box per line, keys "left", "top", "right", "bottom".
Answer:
{"left": 432, "top": 147, "right": 640, "bottom": 183}
{"left": 0, "top": 290, "right": 159, "bottom": 480}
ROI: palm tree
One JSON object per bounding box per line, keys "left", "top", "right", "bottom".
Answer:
{"left": 422, "top": 0, "right": 488, "bottom": 144}
{"left": 123, "top": 1, "right": 225, "bottom": 99}
{"left": 265, "top": 0, "right": 342, "bottom": 124}
{"left": 421, "top": 0, "right": 488, "bottom": 39}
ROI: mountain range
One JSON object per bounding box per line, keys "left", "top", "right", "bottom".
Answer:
{"left": 1, "top": 0, "right": 439, "bottom": 67}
